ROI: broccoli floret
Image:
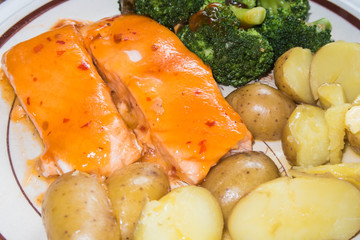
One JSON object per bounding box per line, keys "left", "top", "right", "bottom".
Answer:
{"left": 256, "top": 14, "right": 332, "bottom": 60}
{"left": 177, "top": 3, "right": 274, "bottom": 87}
{"left": 118, "top": 0, "right": 205, "bottom": 29}
{"left": 256, "top": 0, "right": 310, "bottom": 20}
{"left": 203, "top": 0, "right": 257, "bottom": 9}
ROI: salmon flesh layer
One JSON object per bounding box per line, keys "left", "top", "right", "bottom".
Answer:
{"left": 81, "top": 15, "right": 253, "bottom": 184}
{"left": 2, "top": 25, "right": 142, "bottom": 177}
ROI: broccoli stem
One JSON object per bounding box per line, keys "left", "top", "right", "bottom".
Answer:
{"left": 307, "top": 18, "right": 332, "bottom": 31}
{"left": 230, "top": 6, "right": 267, "bottom": 28}
{"left": 256, "top": 0, "right": 290, "bottom": 16}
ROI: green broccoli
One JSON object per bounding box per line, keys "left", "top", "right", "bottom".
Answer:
{"left": 256, "top": 0, "right": 310, "bottom": 20}
{"left": 255, "top": 13, "right": 332, "bottom": 60}
{"left": 177, "top": 3, "right": 274, "bottom": 87}
{"left": 203, "top": 0, "right": 257, "bottom": 9}
{"left": 118, "top": 0, "right": 205, "bottom": 29}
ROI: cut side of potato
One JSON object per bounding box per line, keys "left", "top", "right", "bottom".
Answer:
{"left": 324, "top": 104, "right": 351, "bottom": 164}
{"left": 282, "top": 104, "right": 329, "bottom": 167}
{"left": 228, "top": 176, "right": 360, "bottom": 240}
{"left": 310, "top": 41, "right": 360, "bottom": 103}
{"left": 317, "top": 83, "right": 346, "bottom": 109}
{"left": 345, "top": 105, "right": 360, "bottom": 134}
{"left": 274, "top": 47, "right": 314, "bottom": 104}
{"left": 134, "top": 185, "right": 223, "bottom": 240}
{"left": 290, "top": 163, "right": 360, "bottom": 190}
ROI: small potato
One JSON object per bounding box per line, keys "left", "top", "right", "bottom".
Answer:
{"left": 282, "top": 104, "right": 329, "bottom": 166}
{"left": 134, "top": 185, "right": 224, "bottom": 240}
{"left": 317, "top": 83, "right": 346, "bottom": 109}
{"left": 201, "top": 151, "right": 280, "bottom": 222}
{"left": 345, "top": 105, "right": 360, "bottom": 154}
{"left": 226, "top": 82, "right": 296, "bottom": 140}
{"left": 42, "top": 171, "right": 120, "bottom": 240}
{"left": 106, "top": 162, "right": 170, "bottom": 240}
{"left": 310, "top": 41, "right": 360, "bottom": 102}
{"left": 228, "top": 177, "right": 360, "bottom": 240}
{"left": 274, "top": 47, "right": 314, "bottom": 104}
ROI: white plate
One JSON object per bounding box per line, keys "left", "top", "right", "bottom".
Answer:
{"left": 0, "top": 1, "right": 359, "bottom": 239}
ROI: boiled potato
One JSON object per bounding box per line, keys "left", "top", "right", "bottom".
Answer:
{"left": 42, "top": 171, "right": 120, "bottom": 240}
{"left": 134, "top": 185, "right": 223, "bottom": 240}
{"left": 228, "top": 176, "right": 360, "bottom": 240}
{"left": 106, "top": 162, "right": 170, "bottom": 240}
{"left": 345, "top": 104, "right": 360, "bottom": 154}
{"left": 274, "top": 47, "right": 314, "bottom": 104}
{"left": 290, "top": 163, "right": 360, "bottom": 190}
{"left": 317, "top": 83, "right": 346, "bottom": 109}
{"left": 310, "top": 41, "right": 360, "bottom": 103}
{"left": 282, "top": 104, "right": 329, "bottom": 166}
{"left": 226, "top": 82, "right": 296, "bottom": 140}
{"left": 324, "top": 104, "right": 350, "bottom": 164}
{"left": 201, "top": 151, "right": 280, "bottom": 222}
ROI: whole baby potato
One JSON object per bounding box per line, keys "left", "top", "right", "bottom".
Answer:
{"left": 42, "top": 171, "right": 120, "bottom": 240}
{"left": 226, "top": 82, "right": 296, "bottom": 140}
{"left": 105, "top": 162, "right": 170, "bottom": 240}
{"left": 201, "top": 151, "right": 280, "bottom": 222}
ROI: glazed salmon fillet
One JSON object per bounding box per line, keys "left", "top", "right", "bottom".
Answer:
{"left": 81, "top": 15, "right": 253, "bottom": 184}
{"left": 2, "top": 25, "right": 142, "bottom": 177}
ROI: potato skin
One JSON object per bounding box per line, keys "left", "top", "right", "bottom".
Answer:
{"left": 226, "top": 82, "right": 296, "bottom": 140}
{"left": 42, "top": 171, "right": 120, "bottom": 240}
{"left": 201, "top": 151, "right": 280, "bottom": 222}
{"left": 105, "top": 162, "right": 170, "bottom": 240}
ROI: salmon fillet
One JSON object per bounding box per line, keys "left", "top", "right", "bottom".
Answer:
{"left": 2, "top": 25, "right": 142, "bottom": 177}
{"left": 81, "top": 15, "right": 253, "bottom": 184}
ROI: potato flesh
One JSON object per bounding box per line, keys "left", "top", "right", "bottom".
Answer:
{"left": 324, "top": 104, "right": 350, "bottom": 164}
{"left": 346, "top": 105, "right": 360, "bottom": 134}
{"left": 134, "top": 185, "right": 223, "bottom": 240}
{"left": 310, "top": 41, "right": 360, "bottom": 102}
{"left": 105, "top": 162, "right": 170, "bottom": 240}
{"left": 282, "top": 104, "right": 329, "bottom": 166}
{"left": 317, "top": 83, "right": 346, "bottom": 109}
{"left": 274, "top": 47, "right": 314, "bottom": 104}
{"left": 228, "top": 177, "right": 360, "bottom": 240}
{"left": 41, "top": 171, "right": 120, "bottom": 240}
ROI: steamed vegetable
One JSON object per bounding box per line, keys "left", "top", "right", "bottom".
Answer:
{"left": 228, "top": 176, "right": 360, "bottom": 240}
{"left": 226, "top": 82, "right": 296, "bottom": 140}
{"left": 201, "top": 151, "right": 280, "bottom": 222}
{"left": 134, "top": 185, "right": 224, "bottom": 240}
{"left": 106, "top": 162, "right": 170, "bottom": 240}
{"left": 42, "top": 171, "right": 120, "bottom": 240}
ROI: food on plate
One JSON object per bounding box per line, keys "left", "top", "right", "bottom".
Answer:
{"left": 177, "top": 3, "right": 274, "bottom": 87}
{"left": 310, "top": 41, "right": 360, "bottom": 103}
{"left": 345, "top": 103, "right": 360, "bottom": 154}
{"left": 81, "top": 14, "right": 253, "bottom": 185}
{"left": 134, "top": 185, "right": 223, "bottom": 240}
{"left": 119, "top": 0, "right": 205, "bottom": 29}
{"left": 226, "top": 6, "right": 266, "bottom": 28}
{"left": 290, "top": 163, "right": 360, "bottom": 190}
{"left": 317, "top": 83, "right": 346, "bottom": 109}
{"left": 42, "top": 171, "right": 120, "bottom": 240}
{"left": 256, "top": 0, "right": 310, "bottom": 20}
{"left": 105, "top": 162, "right": 170, "bottom": 240}
{"left": 324, "top": 103, "right": 350, "bottom": 164}
{"left": 274, "top": 47, "right": 314, "bottom": 104}
{"left": 228, "top": 176, "right": 360, "bottom": 240}
{"left": 282, "top": 104, "right": 329, "bottom": 166}
{"left": 201, "top": 151, "right": 280, "bottom": 222}
{"left": 226, "top": 82, "right": 296, "bottom": 140}
{"left": 1, "top": 25, "right": 142, "bottom": 177}
{"left": 255, "top": 10, "right": 332, "bottom": 61}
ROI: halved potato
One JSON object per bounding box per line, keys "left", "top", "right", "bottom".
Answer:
{"left": 134, "top": 185, "right": 223, "bottom": 240}
{"left": 345, "top": 104, "right": 360, "bottom": 154}
{"left": 274, "top": 47, "right": 314, "bottom": 104}
{"left": 310, "top": 41, "right": 360, "bottom": 103}
{"left": 228, "top": 176, "right": 360, "bottom": 240}
{"left": 282, "top": 104, "right": 329, "bottom": 167}
{"left": 317, "top": 83, "right": 346, "bottom": 109}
